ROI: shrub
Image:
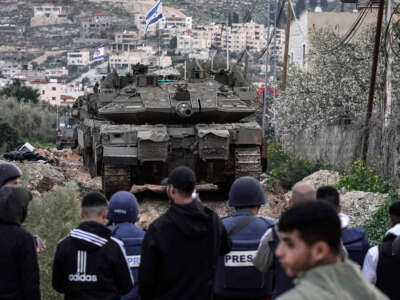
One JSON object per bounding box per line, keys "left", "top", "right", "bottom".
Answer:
{"left": 364, "top": 189, "right": 400, "bottom": 246}
{"left": 264, "top": 142, "right": 325, "bottom": 189}
{"left": 24, "top": 182, "right": 81, "bottom": 299}
{"left": 0, "top": 97, "right": 58, "bottom": 146}
{"left": 337, "top": 160, "right": 392, "bottom": 193}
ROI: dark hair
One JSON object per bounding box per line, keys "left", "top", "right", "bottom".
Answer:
{"left": 167, "top": 166, "right": 196, "bottom": 197}
{"left": 82, "top": 192, "right": 107, "bottom": 208}
{"left": 316, "top": 186, "right": 340, "bottom": 210}
{"left": 389, "top": 201, "right": 400, "bottom": 224}
{"left": 278, "top": 202, "right": 341, "bottom": 254}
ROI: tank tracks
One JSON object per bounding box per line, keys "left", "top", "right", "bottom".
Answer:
{"left": 234, "top": 146, "right": 262, "bottom": 180}
{"left": 102, "top": 164, "right": 132, "bottom": 198}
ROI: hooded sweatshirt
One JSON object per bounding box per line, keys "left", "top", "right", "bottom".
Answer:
{"left": 277, "top": 259, "right": 388, "bottom": 300}
{"left": 52, "top": 221, "right": 134, "bottom": 300}
{"left": 138, "top": 200, "right": 232, "bottom": 300}
{"left": 0, "top": 185, "right": 40, "bottom": 300}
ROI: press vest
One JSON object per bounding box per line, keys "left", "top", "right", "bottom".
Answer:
{"left": 342, "top": 226, "right": 369, "bottom": 267}
{"left": 376, "top": 234, "right": 400, "bottom": 300}
{"left": 214, "top": 211, "right": 275, "bottom": 299}
{"left": 109, "top": 223, "right": 145, "bottom": 300}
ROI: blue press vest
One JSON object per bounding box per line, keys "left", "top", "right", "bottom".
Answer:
{"left": 108, "top": 222, "right": 145, "bottom": 300}
{"left": 214, "top": 211, "right": 275, "bottom": 298}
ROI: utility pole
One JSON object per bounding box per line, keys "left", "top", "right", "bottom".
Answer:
{"left": 272, "top": 0, "right": 278, "bottom": 96}
{"left": 384, "top": 0, "right": 393, "bottom": 128}
{"left": 361, "top": 0, "right": 386, "bottom": 162}
{"left": 282, "top": 0, "right": 292, "bottom": 90}
{"left": 262, "top": 0, "right": 271, "bottom": 139}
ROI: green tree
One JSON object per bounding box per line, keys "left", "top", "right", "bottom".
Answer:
{"left": 0, "top": 80, "right": 41, "bottom": 103}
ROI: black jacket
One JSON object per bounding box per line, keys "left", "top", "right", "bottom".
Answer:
{"left": 0, "top": 186, "right": 40, "bottom": 300}
{"left": 52, "top": 221, "right": 134, "bottom": 300}
{"left": 138, "top": 200, "right": 232, "bottom": 300}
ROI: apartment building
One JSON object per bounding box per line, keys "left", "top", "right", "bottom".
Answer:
{"left": 67, "top": 49, "right": 90, "bottom": 66}
{"left": 80, "top": 12, "right": 112, "bottom": 38}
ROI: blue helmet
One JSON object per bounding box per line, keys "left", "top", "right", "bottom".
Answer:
{"left": 228, "top": 176, "right": 266, "bottom": 207}
{"left": 107, "top": 191, "right": 139, "bottom": 223}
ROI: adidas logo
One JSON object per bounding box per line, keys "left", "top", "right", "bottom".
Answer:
{"left": 68, "top": 273, "right": 98, "bottom": 282}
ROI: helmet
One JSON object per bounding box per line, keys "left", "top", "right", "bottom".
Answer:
{"left": 228, "top": 176, "right": 266, "bottom": 207}
{"left": 107, "top": 191, "right": 139, "bottom": 223}
{"left": 0, "top": 163, "right": 22, "bottom": 187}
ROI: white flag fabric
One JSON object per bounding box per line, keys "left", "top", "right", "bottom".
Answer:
{"left": 145, "top": 0, "right": 163, "bottom": 32}
{"left": 93, "top": 45, "right": 104, "bottom": 62}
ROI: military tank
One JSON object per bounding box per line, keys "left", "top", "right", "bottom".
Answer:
{"left": 73, "top": 64, "right": 266, "bottom": 197}
{"left": 56, "top": 116, "right": 78, "bottom": 150}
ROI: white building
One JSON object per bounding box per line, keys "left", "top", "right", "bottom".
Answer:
{"left": 33, "top": 2, "right": 63, "bottom": 17}
{"left": 67, "top": 49, "right": 91, "bottom": 66}
{"left": 129, "top": 2, "right": 191, "bottom": 35}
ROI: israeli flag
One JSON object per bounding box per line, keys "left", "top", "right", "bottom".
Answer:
{"left": 93, "top": 45, "right": 104, "bottom": 62}
{"left": 145, "top": 0, "right": 163, "bottom": 32}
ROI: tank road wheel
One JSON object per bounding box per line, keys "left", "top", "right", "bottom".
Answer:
{"left": 234, "top": 146, "right": 262, "bottom": 180}
{"left": 102, "top": 164, "right": 132, "bottom": 199}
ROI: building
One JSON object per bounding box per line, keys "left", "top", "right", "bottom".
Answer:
{"left": 31, "top": 2, "right": 69, "bottom": 26}
{"left": 289, "top": 10, "right": 378, "bottom": 70}
{"left": 128, "top": 1, "right": 191, "bottom": 35}
{"left": 67, "top": 49, "right": 90, "bottom": 66}
{"left": 175, "top": 22, "right": 284, "bottom": 63}
{"left": 80, "top": 12, "right": 112, "bottom": 38}
{"left": 111, "top": 30, "right": 141, "bottom": 53}
{"left": 33, "top": 2, "right": 63, "bottom": 17}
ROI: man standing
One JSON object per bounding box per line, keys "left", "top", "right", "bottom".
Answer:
{"left": 52, "top": 192, "right": 133, "bottom": 300}
{"left": 275, "top": 202, "right": 387, "bottom": 300}
{"left": 0, "top": 185, "right": 40, "bottom": 300}
{"left": 138, "top": 166, "right": 231, "bottom": 300}
{"left": 214, "top": 176, "right": 275, "bottom": 300}
{"left": 317, "top": 185, "right": 369, "bottom": 266}
{"left": 363, "top": 201, "right": 400, "bottom": 299}
{"left": 0, "top": 162, "right": 22, "bottom": 187}
{"left": 107, "top": 191, "right": 146, "bottom": 300}
{"left": 253, "top": 182, "right": 316, "bottom": 298}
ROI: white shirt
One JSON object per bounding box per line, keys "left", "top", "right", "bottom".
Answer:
{"left": 362, "top": 223, "right": 400, "bottom": 284}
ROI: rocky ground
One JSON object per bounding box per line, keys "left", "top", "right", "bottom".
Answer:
{"left": 1, "top": 148, "right": 389, "bottom": 229}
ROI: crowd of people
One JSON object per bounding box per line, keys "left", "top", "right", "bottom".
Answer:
{"left": 0, "top": 161, "right": 398, "bottom": 299}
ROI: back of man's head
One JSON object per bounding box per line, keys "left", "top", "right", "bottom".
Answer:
{"left": 316, "top": 186, "right": 340, "bottom": 211}
{"left": 278, "top": 201, "right": 341, "bottom": 255}
{"left": 167, "top": 166, "right": 196, "bottom": 198}
{"left": 389, "top": 201, "right": 400, "bottom": 225}
{"left": 81, "top": 192, "right": 108, "bottom": 220}
{"left": 290, "top": 182, "right": 316, "bottom": 206}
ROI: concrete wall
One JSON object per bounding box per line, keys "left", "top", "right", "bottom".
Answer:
{"left": 281, "top": 118, "right": 400, "bottom": 185}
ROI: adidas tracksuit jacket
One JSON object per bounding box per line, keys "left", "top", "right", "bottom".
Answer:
{"left": 52, "top": 221, "right": 134, "bottom": 300}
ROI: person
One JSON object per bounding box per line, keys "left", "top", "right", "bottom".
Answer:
{"left": 363, "top": 201, "right": 400, "bottom": 299}
{"left": 0, "top": 162, "right": 22, "bottom": 187}
{"left": 138, "top": 165, "right": 232, "bottom": 300}
{"left": 214, "top": 176, "right": 275, "bottom": 300}
{"left": 107, "top": 191, "right": 145, "bottom": 300}
{"left": 253, "top": 182, "right": 316, "bottom": 298}
{"left": 275, "top": 201, "right": 388, "bottom": 300}
{"left": 0, "top": 185, "right": 41, "bottom": 300}
{"left": 317, "top": 185, "right": 369, "bottom": 266}
{"left": 52, "top": 191, "right": 133, "bottom": 300}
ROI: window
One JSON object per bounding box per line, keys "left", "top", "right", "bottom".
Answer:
{"left": 52, "top": 87, "right": 56, "bottom": 91}
{"left": 52, "top": 97, "right": 56, "bottom": 101}
{"left": 42, "top": 90, "right": 45, "bottom": 95}
{"left": 302, "top": 44, "right": 306, "bottom": 66}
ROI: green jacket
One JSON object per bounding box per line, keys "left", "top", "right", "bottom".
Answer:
{"left": 277, "top": 260, "right": 388, "bottom": 300}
